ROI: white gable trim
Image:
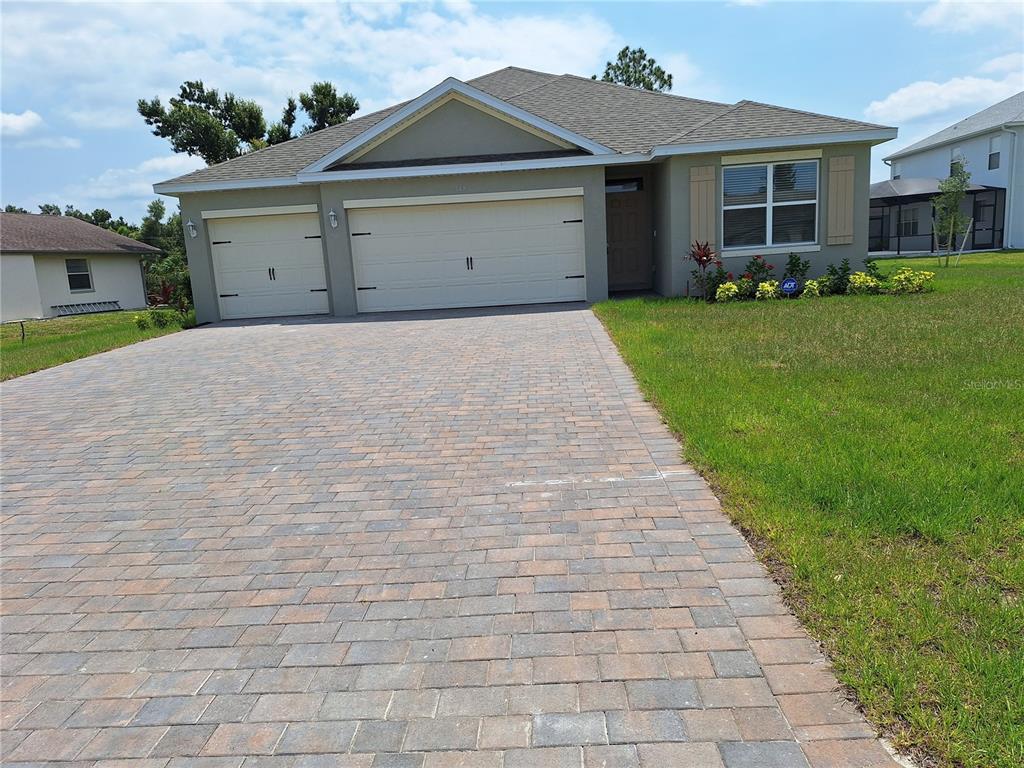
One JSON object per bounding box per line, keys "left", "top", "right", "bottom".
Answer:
{"left": 300, "top": 78, "right": 615, "bottom": 174}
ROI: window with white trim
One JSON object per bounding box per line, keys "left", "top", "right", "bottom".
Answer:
{"left": 899, "top": 207, "right": 919, "bottom": 237}
{"left": 722, "top": 160, "right": 818, "bottom": 249}
{"left": 950, "top": 146, "right": 964, "bottom": 176}
{"left": 892, "top": 162, "right": 902, "bottom": 180}
{"left": 65, "top": 258, "right": 93, "bottom": 291}
{"left": 988, "top": 136, "right": 1000, "bottom": 170}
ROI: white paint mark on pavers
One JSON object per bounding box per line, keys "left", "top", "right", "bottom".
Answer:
{"left": 504, "top": 470, "right": 693, "bottom": 488}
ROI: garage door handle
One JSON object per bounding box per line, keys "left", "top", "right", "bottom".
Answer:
{"left": 565, "top": 274, "right": 585, "bottom": 279}
{"left": 219, "top": 293, "right": 239, "bottom": 297}
{"left": 310, "top": 289, "right": 327, "bottom": 293}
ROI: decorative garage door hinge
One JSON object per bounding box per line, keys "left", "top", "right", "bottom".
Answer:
{"left": 562, "top": 218, "right": 583, "bottom": 224}
{"left": 304, "top": 235, "right": 322, "bottom": 239}
{"left": 309, "top": 288, "right": 327, "bottom": 292}
{"left": 219, "top": 293, "right": 239, "bottom": 297}
{"left": 357, "top": 286, "right": 377, "bottom": 290}
{"left": 565, "top": 274, "right": 585, "bottom": 279}
{"left": 212, "top": 240, "right": 231, "bottom": 245}
{"left": 351, "top": 232, "right": 372, "bottom": 237}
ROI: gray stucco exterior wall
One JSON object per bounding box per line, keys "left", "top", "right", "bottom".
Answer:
{"left": 357, "top": 100, "right": 563, "bottom": 165}
{"left": 655, "top": 142, "right": 873, "bottom": 296}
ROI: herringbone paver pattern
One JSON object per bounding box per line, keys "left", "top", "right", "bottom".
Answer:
{"left": 0, "top": 306, "right": 902, "bottom": 767}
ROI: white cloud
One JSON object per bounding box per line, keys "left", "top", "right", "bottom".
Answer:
{"left": 0, "top": 2, "right": 620, "bottom": 130}
{"left": 0, "top": 109, "right": 43, "bottom": 136}
{"left": 14, "top": 136, "right": 81, "bottom": 150}
{"left": 915, "top": 0, "right": 1024, "bottom": 31}
{"left": 865, "top": 71, "right": 1024, "bottom": 123}
{"left": 61, "top": 155, "right": 205, "bottom": 203}
{"left": 978, "top": 51, "right": 1024, "bottom": 74}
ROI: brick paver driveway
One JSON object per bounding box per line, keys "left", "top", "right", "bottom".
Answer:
{"left": 1, "top": 306, "right": 901, "bottom": 767}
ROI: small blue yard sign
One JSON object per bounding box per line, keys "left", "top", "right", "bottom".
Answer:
{"left": 781, "top": 277, "right": 799, "bottom": 296}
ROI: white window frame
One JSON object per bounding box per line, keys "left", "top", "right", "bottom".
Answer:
{"left": 65, "top": 258, "right": 93, "bottom": 293}
{"left": 899, "top": 207, "right": 919, "bottom": 237}
{"left": 721, "top": 159, "right": 819, "bottom": 252}
{"left": 988, "top": 136, "right": 1001, "bottom": 170}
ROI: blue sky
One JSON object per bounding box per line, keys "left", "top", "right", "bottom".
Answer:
{"left": 2, "top": 1, "right": 1022, "bottom": 221}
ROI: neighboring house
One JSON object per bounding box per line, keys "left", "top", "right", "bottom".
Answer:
{"left": 0, "top": 213, "right": 158, "bottom": 322}
{"left": 154, "top": 67, "right": 896, "bottom": 322}
{"left": 873, "top": 91, "right": 1024, "bottom": 253}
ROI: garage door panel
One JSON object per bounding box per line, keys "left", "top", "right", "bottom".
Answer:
{"left": 210, "top": 213, "right": 328, "bottom": 320}
{"left": 349, "top": 196, "right": 586, "bottom": 313}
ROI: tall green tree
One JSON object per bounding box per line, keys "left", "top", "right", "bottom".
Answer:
{"left": 933, "top": 161, "right": 971, "bottom": 266}
{"left": 298, "top": 82, "right": 359, "bottom": 133}
{"left": 38, "top": 203, "right": 62, "bottom": 215}
{"left": 138, "top": 81, "right": 267, "bottom": 164}
{"left": 593, "top": 46, "right": 673, "bottom": 92}
{"left": 3, "top": 204, "right": 29, "bottom": 213}
{"left": 139, "top": 81, "right": 358, "bottom": 163}
{"left": 267, "top": 97, "right": 298, "bottom": 145}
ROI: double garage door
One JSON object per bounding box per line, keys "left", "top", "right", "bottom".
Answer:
{"left": 349, "top": 195, "right": 586, "bottom": 313}
{"left": 209, "top": 195, "right": 585, "bottom": 319}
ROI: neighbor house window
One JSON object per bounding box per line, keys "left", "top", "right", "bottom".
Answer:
{"left": 722, "top": 160, "right": 818, "bottom": 249}
{"left": 988, "top": 136, "right": 1001, "bottom": 170}
{"left": 892, "top": 162, "right": 902, "bottom": 180}
{"left": 66, "top": 258, "right": 93, "bottom": 291}
{"left": 899, "top": 207, "right": 919, "bottom": 237}
{"left": 950, "top": 146, "right": 964, "bottom": 175}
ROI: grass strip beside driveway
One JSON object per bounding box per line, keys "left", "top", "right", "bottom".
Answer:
{"left": 1, "top": 310, "right": 182, "bottom": 380}
{"left": 594, "top": 252, "right": 1024, "bottom": 768}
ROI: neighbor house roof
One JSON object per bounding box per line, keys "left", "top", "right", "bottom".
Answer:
{"left": 884, "top": 91, "right": 1024, "bottom": 161}
{"left": 869, "top": 177, "right": 995, "bottom": 200}
{"left": 0, "top": 213, "right": 161, "bottom": 255}
{"left": 156, "top": 66, "right": 893, "bottom": 191}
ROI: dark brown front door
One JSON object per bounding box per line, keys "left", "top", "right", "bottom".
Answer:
{"left": 606, "top": 180, "right": 652, "bottom": 291}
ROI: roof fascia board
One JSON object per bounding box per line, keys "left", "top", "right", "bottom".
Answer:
{"left": 153, "top": 177, "right": 303, "bottom": 196}
{"left": 653, "top": 128, "right": 898, "bottom": 158}
{"left": 297, "top": 152, "right": 650, "bottom": 183}
{"left": 299, "top": 78, "right": 616, "bottom": 174}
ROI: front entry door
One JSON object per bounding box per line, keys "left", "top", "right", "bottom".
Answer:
{"left": 606, "top": 178, "right": 652, "bottom": 291}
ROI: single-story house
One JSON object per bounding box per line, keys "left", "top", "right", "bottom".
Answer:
{"left": 154, "top": 67, "right": 897, "bottom": 322}
{"left": 877, "top": 91, "right": 1023, "bottom": 253}
{"left": 0, "top": 213, "right": 158, "bottom": 323}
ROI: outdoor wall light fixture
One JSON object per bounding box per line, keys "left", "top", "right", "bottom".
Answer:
{"left": 185, "top": 219, "right": 198, "bottom": 238}
{"left": 328, "top": 209, "right": 338, "bottom": 228}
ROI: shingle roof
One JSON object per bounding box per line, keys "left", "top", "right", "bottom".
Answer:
{"left": 158, "top": 66, "right": 889, "bottom": 188}
{"left": 0, "top": 214, "right": 161, "bottom": 255}
{"left": 669, "top": 100, "right": 884, "bottom": 144}
{"left": 884, "top": 91, "right": 1024, "bottom": 161}
{"left": 870, "top": 177, "right": 993, "bottom": 200}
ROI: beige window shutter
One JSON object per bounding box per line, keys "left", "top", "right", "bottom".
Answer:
{"left": 690, "top": 166, "right": 717, "bottom": 251}
{"left": 827, "top": 156, "right": 855, "bottom": 245}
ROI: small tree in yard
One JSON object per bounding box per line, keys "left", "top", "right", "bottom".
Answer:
{"left": 933, "top": 162, "right": 971, "bottom": 266}
{"left": 688, "top": 241, "right": 720, "bottom": 301}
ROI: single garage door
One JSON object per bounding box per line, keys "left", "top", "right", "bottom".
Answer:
{"left": 209, "top": 213, "right": 329, "bottom": 320}
{"left": 349, "top": 195, "right": 586, "bottom": 313}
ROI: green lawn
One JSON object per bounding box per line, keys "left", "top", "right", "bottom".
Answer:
{"left": 595, "top": 251, "right": 1023, "bottom": 768}
{"left": 1, "top": 310, "right": 184, "bottom": 381}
